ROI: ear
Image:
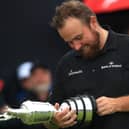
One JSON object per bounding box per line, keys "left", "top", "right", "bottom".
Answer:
{"left": 89, "top": 16, "right": 98, "bottom": 30}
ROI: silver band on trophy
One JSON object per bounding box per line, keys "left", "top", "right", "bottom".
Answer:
{"left": 60, "top": 95, "right": 96, "bottom": 126}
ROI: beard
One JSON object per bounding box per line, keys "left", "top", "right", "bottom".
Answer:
{"left": 77, "top": 30, "right": 101, "bottom": 59}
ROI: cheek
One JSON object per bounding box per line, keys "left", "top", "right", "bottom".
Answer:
{"left": 83, "top": 29, "right": 94, "bottom": 40}
{"left": 82, "top": 36, "right": 94, "bottom": 45}
{"left": 83, "top": 31, "right": 94, "bottom": 43}
{"left": 85, "top": 34, "right": 98, "bottom": 45}
{"left": 44, "top": 76, "right": 51, "bottom": 83}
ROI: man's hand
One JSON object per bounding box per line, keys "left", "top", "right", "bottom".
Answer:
{"left": 96, "top": 96, "right": 118, "bottom": 116}
{"left": 52, "top": 103, "right": 77, "bottom": 128}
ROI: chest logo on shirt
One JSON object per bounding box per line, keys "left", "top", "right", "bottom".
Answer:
{"left": 68, "top": 69, "right": 83, "bottom": 76}
{"left": 101, "top": 61, "right": 122, "bottom": 70}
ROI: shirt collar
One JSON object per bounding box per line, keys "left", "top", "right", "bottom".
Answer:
{"left": 102, "top": 28, "right": 117, "bottom": 52}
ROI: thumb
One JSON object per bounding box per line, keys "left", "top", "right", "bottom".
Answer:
{"left": 54, "top": 103, "right": 60, "bottom": 110}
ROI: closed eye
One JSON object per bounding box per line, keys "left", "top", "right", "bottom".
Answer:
{"left": 67, "top": 33, "right": 83, "bottom": 45}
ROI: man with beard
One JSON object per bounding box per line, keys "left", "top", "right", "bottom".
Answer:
{"left": 47, "top": 0, "right": 129, "bottom": 129}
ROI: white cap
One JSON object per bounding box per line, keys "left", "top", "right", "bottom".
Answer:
{"left": 17, "top": 62, "right": 34, "bottom": 80}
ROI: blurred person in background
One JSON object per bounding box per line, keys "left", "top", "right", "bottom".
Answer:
{"left": 1, "top": 61, "right": 53, "bottom": 129}
{"left": 29, "top": 63, "right": 52, "bottom": 102}
{"left": 3, "top": 61, "right": 34, "bottom": 108}
{"left": 4, "top": 61, "right": 52, "bottom": 107}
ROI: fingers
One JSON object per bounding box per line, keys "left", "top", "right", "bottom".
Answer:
{"left": 97, "top": 104, "right": 110, "bottom": 116}
{"left": 96, "top": 96, "right": 116, "bottom": 116}
{"left": 53, "top": 107, "right": 77, "bottom": 128}
{"left": 62, "top": 117, "right": 77, "bottom": 128}
{"left": 96, "top": 96, "right": 107, "bottom": 104}
{"left": 96, "top": 97, "right": 107, "bottom": 115}
{"left": 59, "top": 110, "right": 77, "bottom": 128}
{"left": 56, "top": 107, "right": 70, "bottom": 119}
{"left": 61, "top": 110, "right": 76, "bottom": 121}
{"left": 54, "top": 103, "right": 60, "bottom": 110}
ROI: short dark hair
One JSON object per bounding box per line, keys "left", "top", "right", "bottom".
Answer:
{"left": 51, "top": 0, "right": 96, "bottom": 29}
{"left": 31, "top": 63, "right": 50, "bottom": 74}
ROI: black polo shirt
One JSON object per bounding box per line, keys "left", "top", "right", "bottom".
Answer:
{"left": 51, "top": 29, "right": 129, "bottom": 129}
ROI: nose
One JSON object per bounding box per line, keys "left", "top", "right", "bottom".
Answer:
{"left": 71, "top": 41, "right": 82, "bottom": 51}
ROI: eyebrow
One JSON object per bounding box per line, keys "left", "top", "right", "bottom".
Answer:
{"left": 66, "top": 33, "right": 83, "bottom": 43}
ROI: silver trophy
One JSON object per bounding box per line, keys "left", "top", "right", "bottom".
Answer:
{"left": 0, "top": 95, "right": 96, "bottom": 126}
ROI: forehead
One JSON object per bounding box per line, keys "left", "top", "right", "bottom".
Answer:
{"left": 58, "top": 18, "right": 86, "bottom": 41}
{"left": 32, "top": 68, "right": 49, "bottom": 75}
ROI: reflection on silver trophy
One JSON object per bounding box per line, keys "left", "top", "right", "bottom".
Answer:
{"left": 0, "top": 95, "right": 96, "bottom": 126}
